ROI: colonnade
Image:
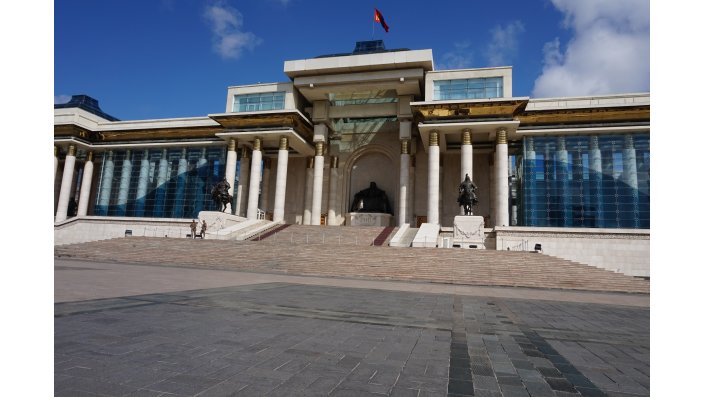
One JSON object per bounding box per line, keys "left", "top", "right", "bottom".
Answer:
{"left": 55, "top": 127, "right": 528, "bottom": 228}
{"left": 423, "top": 127, "right": 510, "bottom": 227}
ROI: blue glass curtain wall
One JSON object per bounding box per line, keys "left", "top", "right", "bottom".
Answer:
{"left": 520, "top": 134, "right": 649, "bottom": 229}
{"left": 94, "top": 147, "right": 226, "bottom": 218}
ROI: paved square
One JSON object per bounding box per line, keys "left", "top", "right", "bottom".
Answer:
{"left": 55, "top": 262, "right": 649, "bottom": 397}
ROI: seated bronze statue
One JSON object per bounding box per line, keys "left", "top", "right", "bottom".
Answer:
{"left": 350, "top": 182, "right": 392, "bottom": 214}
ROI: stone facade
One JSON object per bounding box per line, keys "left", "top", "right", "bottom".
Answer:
{"left": 54, "top": 41, "right": 650, "bottom": 275}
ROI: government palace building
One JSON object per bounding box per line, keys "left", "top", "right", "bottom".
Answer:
{"left": 54, "top": 41, "right": 650, "bottom": 277}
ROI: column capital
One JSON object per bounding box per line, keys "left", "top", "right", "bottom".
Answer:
{"left": 279, "top": 136, "right": 289, "bottom": 150}
{"left": 496, "top": 128, "right": 507, "bottom": 145}
{"left": 54, "top": 146, "right": 58, "bottom": 156}
{"left": 87, "top": 151, "right": 94, "bottom": 162}
{"left": 462, "top": 129, "right": 472, "bottom": 145}
{"left": 315, "top": 141, "right": 324, "bottom": 156}
{"left": 241, "top": 146, "right": 249, "bottom": 159}
{"left": 330, "top": 156, "right": 338, "bottom": 169}
{"left": 429, "top": 130, "right": 439, "bottom": 146}
{"left": 401, "top": 138, "right": 410, "bottom": 154}
{"left": 253, "top": 137, "right": 262, "bottom": 151}
{"left": 228, "top": 138, "right": 238, "bottom": 151}
{"left": 67, "top": 144, "right": 76, "bottom": 156}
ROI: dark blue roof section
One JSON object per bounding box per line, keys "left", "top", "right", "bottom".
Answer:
{"left": 315, "top": 40, "right": 410, "bottom": 59}
{"left": 54, "top": 95, "right": 120, "bottom": 121}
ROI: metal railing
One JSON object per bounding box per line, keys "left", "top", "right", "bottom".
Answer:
{"left": 498, "top": 238, "right": 530, "bottom": 251}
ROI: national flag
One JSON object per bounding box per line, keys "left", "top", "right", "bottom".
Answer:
{"left": 374, "top": 8, "right": 389, "bottom": 32}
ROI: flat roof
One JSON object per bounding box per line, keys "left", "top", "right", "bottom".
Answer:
{"left": 284, "top": 48, "right": 434, "bottom": 78}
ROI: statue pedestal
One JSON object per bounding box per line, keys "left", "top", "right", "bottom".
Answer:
{"left": 198, "top": 211, "right": 246, "bottom": 232}
{"left": 345, "top": 212, "right": 392, "bottom": 227}
{"left": 453, "top": 216, "right": 486, "bottom": 249}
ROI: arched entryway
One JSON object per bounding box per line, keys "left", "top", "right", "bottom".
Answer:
{"left": 343, "top": 145, "right": 397, "bottom": 217}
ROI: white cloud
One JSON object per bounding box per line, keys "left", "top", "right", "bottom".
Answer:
{"left": 533, "top": 0, "right": 650, "bottom": 98}
{"left": 485, "top": 21, "right": 525, "bottom": 66}
{"left": 54, "top": 95, "right": 71, "bottom": 104}
{"left": 436, "top": 41, "right": 473, "bottom": 70}
{"left": 204, "top": 1, "right": 261, "bottom": 59}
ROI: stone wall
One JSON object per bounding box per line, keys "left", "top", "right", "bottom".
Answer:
{"left": 492, "top": 226, "right": 650, "bottom": 277}
{"left": 54, "top": 216, "right": 195, "bottom": 245}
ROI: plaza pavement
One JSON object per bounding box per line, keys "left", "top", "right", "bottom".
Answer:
{"left": 55, "top": 258, "right": 649, "bottom": 397}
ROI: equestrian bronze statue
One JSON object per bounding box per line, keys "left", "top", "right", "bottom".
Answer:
{"left": 211, "top": 178, "right": 233, "bottom": 213}
{"left": 457, "top": 174, "right": 478, "bottom": 216}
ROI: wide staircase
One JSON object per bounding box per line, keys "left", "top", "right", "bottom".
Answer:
{"left": 248, "top": 225, "right": 397, "bottom": 246}
{"left": 55, "top": 228, "right": 649, "bottom": 294}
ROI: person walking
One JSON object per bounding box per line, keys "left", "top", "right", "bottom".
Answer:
{"left": 200, "top": 220, "right": 207, "bottom": 239}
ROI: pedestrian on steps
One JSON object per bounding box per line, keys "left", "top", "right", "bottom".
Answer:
{"left": 190, "top": 219, "right": 197, "bottom": 239}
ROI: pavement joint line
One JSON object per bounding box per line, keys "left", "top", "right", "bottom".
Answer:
{"left": 495, "top": 300, "right": 608, "bottom": 397}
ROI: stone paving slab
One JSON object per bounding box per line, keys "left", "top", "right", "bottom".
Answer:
{"left": 55, "top": 265, "right": 649, "bottom": 397}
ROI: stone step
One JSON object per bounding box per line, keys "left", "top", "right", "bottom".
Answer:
{"left": 55, "top": 237, "right": 650, "bottom": 294}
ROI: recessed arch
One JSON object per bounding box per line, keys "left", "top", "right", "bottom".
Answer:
{"left": 342, "top": 144, "right": 398, "bottom": 218}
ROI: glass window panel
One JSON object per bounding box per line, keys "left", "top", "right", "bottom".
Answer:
{"left": 233, "top": 92, "right": 286, "bottom": 112}
{"left": 434, "top": 77, "right": 504, "bottom": 100}
{"left": 519, "top": 134, "right": 649, "bottom": 229}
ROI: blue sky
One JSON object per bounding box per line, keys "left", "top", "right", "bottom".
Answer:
{"left": 54, "top": 0, "right": 650, "bottom": 121}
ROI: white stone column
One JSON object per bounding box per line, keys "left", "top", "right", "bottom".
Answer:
{"left": 493, "top": 128, "right": 509, "bottom": 227}
{"left": 439, "top": 156, "right": 444, "bottom": 222}
{"left": 427, "top": 130, "right": 440, "bottom": 225}
{"left": 409, "top": 155, "right": 416, "bottom": 226}
{"left": 327, "top": 156, "right": 339, "bottom": 225}
{"left": 311, "top": 141, "right": 325, "bottom": 226}
{"left": 54, "top": 146, "right": 59, "bottom": 182}
{"left": 193, "top": 148, "right": 207, "bottom": 214}
{"left": 116, "top": 150, "right": 133, "bottom": 216}
{"left": 589, "top": 136, "right": 605, "bottom": 228}
{"left": 55, "top": 144, "right": 77, "bottom": 222}
{"left": 77, "top": 151, "right": 94, "bottom": 216}
{"left": 224, "top": 138, "right": 238, "bottom": 214}
{"left": 235, "top": 147, "right": 250, "bottom": 217}
{"left": 398, "top": 139, "right": 410, "bottom": 225}
{"left": 97, "top": 151, "right": 115, "bottom": 216}
{"left": 172, "top": 148, "right": 188, "bottom": 218}
{"left": 247, "top": 138, "right": 263, "bottom": 220}
{"left": 154, "top": 149, "right": 170, "bottom": 217}
{"left": 303, "top": 157, "right": 314, "bottom": 225}
{"left": 524, "top": 138, "right": 537, "bottom": 225}
{"left": 556, "top": 137, "right": 572, "bottom": 226}
{"left": 460, "top": 129, "right": 473, "bottom": 215}
{"left": 273, "top": 137, "right": 289, "bottom": 223}
{"left": 134, "top": 149, "right": 150, "bottom": 217}
{"left": 623, "top": 135, "right": 639, "bottom": 227}
{"left": 260, "top": 158, "right": 272, "bottom": 218}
